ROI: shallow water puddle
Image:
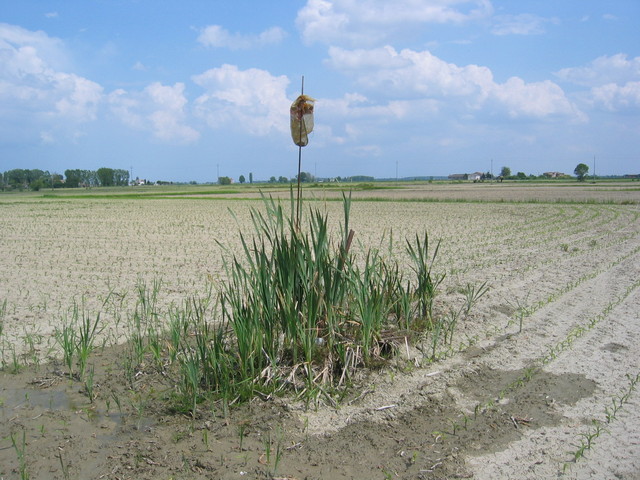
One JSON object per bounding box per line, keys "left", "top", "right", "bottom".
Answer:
{"left": 455, "top": 366, "right": 598, "bottom": 454}
{"left": 0, "top": 387, "right": 70, "bottom": 415}
{"left": 457, "top": 366, "right": 597, "bottom": 409}
{"left": 0, "top": 377, "right": 151, "bottom": 433}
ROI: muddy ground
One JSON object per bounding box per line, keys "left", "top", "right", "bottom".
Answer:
{"left": 1, "top": 183, "right": 639, "bottom": 479}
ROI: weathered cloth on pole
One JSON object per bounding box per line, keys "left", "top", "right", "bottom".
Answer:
{"left": 290, "top": 94, "right": 315, "bottom": 147}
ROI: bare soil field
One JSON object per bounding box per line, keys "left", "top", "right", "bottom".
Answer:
{"left": 217, "top": 180, "right": 640, "bottom": 204}
{"left": 1, "top": 182, "right": 639, "bottom": 479}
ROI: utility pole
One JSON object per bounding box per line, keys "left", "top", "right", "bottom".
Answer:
{"left": 593, "top": 155, "right": 596, "bottom": 181}
{"left": 396, "top": 160, "right": 398, "bottom": 181}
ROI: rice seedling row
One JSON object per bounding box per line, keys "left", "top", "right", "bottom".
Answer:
{"left": 562, "top": 371, "right": 640, "bottom": 475}
{"left": 417, "top": 259, "right": 640, "bottom": 478}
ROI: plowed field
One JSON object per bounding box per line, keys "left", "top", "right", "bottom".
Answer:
{"left": 1, "top": 182, "right": 639, "bottom": 479}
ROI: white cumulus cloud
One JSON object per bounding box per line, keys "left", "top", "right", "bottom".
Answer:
{"left": 591, "top": 81, "right": 640, "bottom": 112}
{"left": 0, "top": 23, "right": 69, "bottom": 71}
{"left": 0, "top": 23, "right": 102, "bottom": 142}
{"left": 108, "top": 82, "right": 199, "bottom": 143}
{"left": 197, "top": 25, "right": 286, "bottom": 50}
{"left": 326, "top": 45, "right": 581, "bottom": 120}
{"left": 52, "top": 72, "right": 103, "bottom": 121}
{"left": 296, "top": 0, "right": 493, "bottom": 47}
{"left": 556, "top": 54, "right": 640, "bottom": 113}
{"left": 326, "top": 46, "right": 493, "bottom": 100}
{"left": 491, "top": 77, "right": 579, "bottom": 119}
{"left": 315, "top": 92, "right": 425, "bottom": 145}
{"left": 555, "top": 53, "right": 640, "bottom": 87}
{"left": 192, "top": 64, "right": 291, "bottom": 135}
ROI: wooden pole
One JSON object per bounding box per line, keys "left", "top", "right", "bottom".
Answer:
{"left": 296, "top": 76, "right": 304, "bottom": 229}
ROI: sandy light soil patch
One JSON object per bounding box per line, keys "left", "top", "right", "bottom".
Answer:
{"left": 1, "top": 184, "right": 639, "bottom": 479}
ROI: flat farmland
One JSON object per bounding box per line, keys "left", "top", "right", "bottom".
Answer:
{"left": 1, "top": 182, "right": 639, "bottom": 479}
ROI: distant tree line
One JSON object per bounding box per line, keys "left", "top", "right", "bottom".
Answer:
{"left": 95, "top": 168, "right": 129, "bottom": 187}
{"left": 263, "top": 173, "right": 375, "bottom": 184}
{"left": 1, "top": 167, "right": 130, "bottom": 191}
{"left": 268, "top": 175, "right": 293, "bottom": 184}
{"left": 2, "top": 169, "right": 62, "bottom": 191}
{"left": 498, "top": 165, "right": 588, "bottom": 181}
{"left": 266, "top": 171, "right": 317, "bottom": 184}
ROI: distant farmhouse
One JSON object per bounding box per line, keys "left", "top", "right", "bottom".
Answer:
{"left": 542, "top": 172, "right": 567, "bottom": 178}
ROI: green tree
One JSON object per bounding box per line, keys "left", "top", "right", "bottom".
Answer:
{"left": 26, "top": 169, "right": 46, "bottom": 184}
{"left": 51, "top": 173, "right": 64, "bottom": 188}
{"left": 574, "top": 163, "right": 589, "bottom": 181}
{"left": 239, "top": 174, "right": 246, "bottom": 184}
{"left": 297, "top": 171, "right": 315, "bottom": 183}
{"left": 113, "top": 169, "right": 129, "bottom": 186}
{"left": 5, "top": 169, "right": 26, "bottom": 188}
{"left": 83, "top": 170, "right": 98, "bottom": 187}
{"left": 218, "top": 176, "right": 232, "bottom": 185}
{"left": 97, "top": 167, "right": 115, "bottom": 186}
{"left": 4, "top": 169, "right": 51, "bottom": 189}
{"left": 516, "top": 172, "right": 526, "bottom": 180}
{"left": 269, "top": 176, "right": 277, "bottom": 183}
{"left": 30, "top": 177, "right": 47, "bottom": 191}
{"left": 249, "top": 172, "right": 253, "bottom": 184}
{"left": 500, "top": 166, "right": 511, "bottom": 178}
{"left": 65, "top": 169, "right": 81, "bottom": 188}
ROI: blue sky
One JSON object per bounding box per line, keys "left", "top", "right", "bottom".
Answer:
{"left": 1, "top": 0, "right": 639, "bottom": 182}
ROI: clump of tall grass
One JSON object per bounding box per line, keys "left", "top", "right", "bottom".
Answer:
{"left": 128, "top": 278, "right": 163, "bottom": 367}
{"left": 54, "top": 299, "right": 102, "bottom": 379}
{"left": 169, "top": 192, "right": 447, "bottom": 409}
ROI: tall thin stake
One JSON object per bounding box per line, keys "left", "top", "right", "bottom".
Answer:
{"left": 296, "top": 76, "right": 304, "bottom": 230}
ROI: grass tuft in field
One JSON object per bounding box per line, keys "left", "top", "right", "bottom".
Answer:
{"left": 166, "top": 193, "right": 448, "bottom": 409}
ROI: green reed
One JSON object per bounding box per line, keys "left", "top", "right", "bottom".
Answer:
{"left": 127, "top": 192, "right": 449, "bottom": 411}
{"left": 212, "top": 193, "right": 444, "bottom": 401}
{"left": 54, "top": 300, "right": 102, "bottom": 379}
{"left": 55, "top": 321, "right": 76, "bottom": 377}
{"left": 76, "top": 305, "right": 101, "bottom": 379}
{"left": 10, "top": 428, "right": 29, "bottom": 480}
{"left": 406, "top": 232, "right": 445, "bottom": 322}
